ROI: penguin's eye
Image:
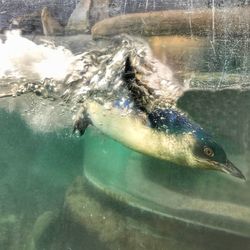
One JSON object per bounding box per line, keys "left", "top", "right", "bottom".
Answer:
{"left": 204, "top": 147, "right": 214, "bottom": 157}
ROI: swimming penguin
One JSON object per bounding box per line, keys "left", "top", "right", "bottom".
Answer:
{"left": 73, "top": 36, "right": 245, "bottom": 180}
{"left": 0, "top": 33, "right": 244, "bottom": 180}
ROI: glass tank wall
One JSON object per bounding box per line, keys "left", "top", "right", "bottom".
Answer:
{"left": 0, "top": 1, "right": 249, "bottom": 250}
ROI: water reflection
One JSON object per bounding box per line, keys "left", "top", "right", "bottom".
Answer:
{"left": 148, "top": 36, "right": 249, "bottom": 89}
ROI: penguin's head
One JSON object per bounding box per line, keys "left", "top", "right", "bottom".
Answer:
{"left": 192, "top": 136, "right": 245, "bottom": 179}
{"left": 148, "top": 108, "right": 245, "bottom": 180}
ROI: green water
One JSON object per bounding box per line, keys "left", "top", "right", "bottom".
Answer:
{"left": 0, "top": 109, "right": 84, "bottom": 249}
{"left": 1, "top": 88, "right": 250, "bottom": 250}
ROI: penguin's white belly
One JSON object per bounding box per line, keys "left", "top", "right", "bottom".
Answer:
{"left": 87, "top": 101, "right": 195, "bottom": 164}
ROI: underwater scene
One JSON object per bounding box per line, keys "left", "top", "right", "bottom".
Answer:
{"left": 0, "top": 1, "right": 249, "bottom": 249}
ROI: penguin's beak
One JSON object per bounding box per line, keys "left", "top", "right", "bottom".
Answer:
{"left": 219, "top": 160, "right": 246, "bottom": 180}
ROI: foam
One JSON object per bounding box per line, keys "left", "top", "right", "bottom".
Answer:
{"left": 0, "top": 30, "right": 75, "bottom": 82}
{"left": 0, "top": 31, "right": 77, "bottom": 133}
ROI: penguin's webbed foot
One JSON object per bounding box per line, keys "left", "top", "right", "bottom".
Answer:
{"left": 73, "top": 106, "right": 91, "bottom": 136}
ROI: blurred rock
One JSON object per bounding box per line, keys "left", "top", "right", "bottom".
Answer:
{"left": 92, "top": 7, "right": 250, "bottom": 39}
{"left": 9, "top": 11, "right": 43, "bottom": 35}
{"left": 89, "top": 0, "right": 110, "bottom": 26}
{"left": 62, "top": 176, "right": 250, "bottom": 250}
{"left": 66, "top": 0, "right": 92, "bottom": 34}
{"left": 66, "top": 0, "right": 110, "bottom": 34}
{"left": 41, "top": 7, "right": 64, "bottom": 36}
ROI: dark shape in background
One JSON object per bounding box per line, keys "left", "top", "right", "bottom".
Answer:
{"left": 0, "top": 0, "right": 78, "bottom": 32}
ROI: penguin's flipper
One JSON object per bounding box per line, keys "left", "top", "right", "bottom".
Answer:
{"left": 122, "top": 56, "right": 153, "bottom": 113}
{"left": 73, "top": 106, "right": 92, "bottom": 136}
